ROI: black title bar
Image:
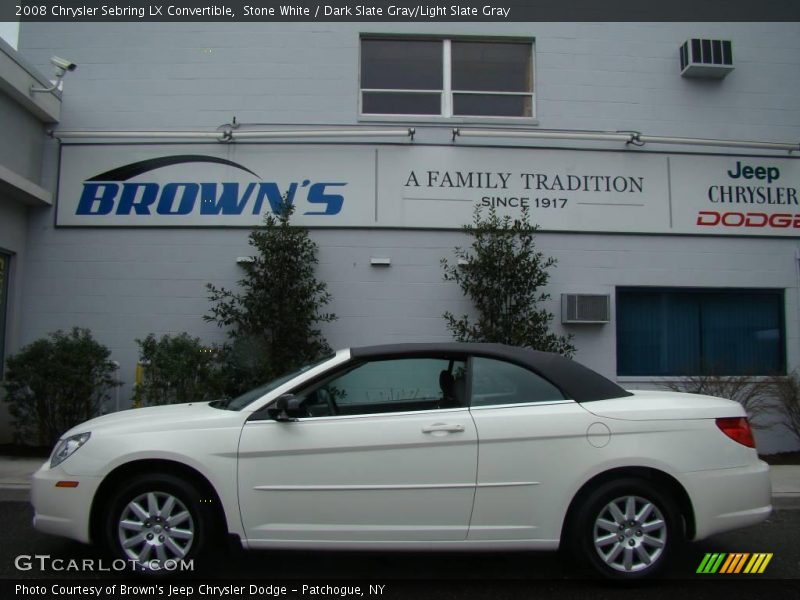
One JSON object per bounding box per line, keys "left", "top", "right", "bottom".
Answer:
{"left": 4, "top": 0, "right": 800, "bottom": 22}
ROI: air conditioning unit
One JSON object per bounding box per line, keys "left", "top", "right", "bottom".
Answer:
{"left": 680, "top": 39, "right": 734, "bottom": 79}
{"left": 561, "top": 294, "right": 611, "bottom": 324}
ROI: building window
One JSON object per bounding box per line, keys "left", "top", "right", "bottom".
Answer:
{"left": 616, "top": 288, "right": 785, "bottom": 376}
{"left": 0, "top": 252, "right": 9, "bottom": 378}
{"left": 360, "top": 37, "right": 534, "bottom": 119}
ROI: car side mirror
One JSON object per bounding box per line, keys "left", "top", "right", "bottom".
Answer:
{"left": 267, "top": 393, "right": 303, "bottom": 422}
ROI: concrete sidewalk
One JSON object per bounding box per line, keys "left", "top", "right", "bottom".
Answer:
{"left": 0, "top": 456, "right": 43, "bottom": 489}
{"left": 1, "top": 455, "right": 799, "bottom": 507}
{"left": 770, "top": 465, "right": 800, "bottom": 508}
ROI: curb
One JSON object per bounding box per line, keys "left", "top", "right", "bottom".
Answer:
{"left": 772, "top": 496, "right": 800, "bottom": 509}
{"left": 0, "top": 487, "right": 29, "bottom": 501}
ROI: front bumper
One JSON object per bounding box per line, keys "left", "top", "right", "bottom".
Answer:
{"left": 31, "top": 461, "right": 101, "bottom": 544}
{"left": 682, "top": 460, "right": 772, "bottom": 540}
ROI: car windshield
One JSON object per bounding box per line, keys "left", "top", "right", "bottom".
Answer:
{"left": 218, "top": 356, "right": 334, "bottom": 411}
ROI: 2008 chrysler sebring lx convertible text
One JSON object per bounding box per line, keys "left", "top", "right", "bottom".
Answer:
{"left": 32, "top": 343, "right": 772, "bottom": 579}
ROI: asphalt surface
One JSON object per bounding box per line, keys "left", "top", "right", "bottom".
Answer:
{"left": 1, "top": 495, "right": 798, "bottom": 599}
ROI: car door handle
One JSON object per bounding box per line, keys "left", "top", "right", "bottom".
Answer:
{"left": 422, "top": 423, "right": 465, "bottom": 434}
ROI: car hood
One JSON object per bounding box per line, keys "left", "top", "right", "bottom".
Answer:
{"left": 582, "top": 389, "right": 745, "bottom": 421}
{"left": 61, "top": 402, "right": 244, "bottom": 438}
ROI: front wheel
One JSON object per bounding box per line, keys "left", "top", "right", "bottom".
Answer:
{"left": 104, "top": 473, "right": 212, "bottom": 572}
{"left": 572, "top": 479, "right": 683, "bottom": 579}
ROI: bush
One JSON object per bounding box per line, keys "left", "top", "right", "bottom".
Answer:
{"left": 133, "top": 333, "right": 219, "bottom": 406}
{"left": 205, "top": 198, "right": 336, "bottom": 394}
{"left": 663, "top": 373, "right": 774, "bottom": 429}
{"left": 441, "top": 205, "right": 574, "bottom": 356}
{"left": 2, "top": 328, "right": 120, "bottom": 447}
{"left": 762, "top": 371, "right": 800, "bottom": 443}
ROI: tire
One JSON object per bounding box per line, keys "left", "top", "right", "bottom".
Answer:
{"left": 103, "top": 473, "right": 214, "bottom": 573}
{"left": 571, "top": 478, "right": 683, "bottom": 580}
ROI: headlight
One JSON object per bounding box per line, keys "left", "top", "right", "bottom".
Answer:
{"left": 50, "top": 432, "right": 91, "bottom": 468}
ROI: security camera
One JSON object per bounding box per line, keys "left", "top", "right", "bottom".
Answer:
{"left": 30, "top": 56, "right": 77, "bottom": 94}
{"left": 50, "top": 56, "right": 77, "bottom": 72}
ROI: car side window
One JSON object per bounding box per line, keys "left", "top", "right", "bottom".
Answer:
{"left": 300, "top": 357, "right": 467, "bottom": 417}
{"left": 470, "top": 357, "right": 565, "bottom": 407}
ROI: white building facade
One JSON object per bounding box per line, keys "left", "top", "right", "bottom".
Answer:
{"left": 2, "top": 19, "right": 799, "bottom": 451}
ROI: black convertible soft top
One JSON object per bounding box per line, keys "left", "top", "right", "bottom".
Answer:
{"left": 350, "top": 343, "right": 631, "bottom": 403}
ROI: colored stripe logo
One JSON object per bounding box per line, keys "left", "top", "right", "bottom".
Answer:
{"left": 697, "top": 553, "right": 773, "bottom": 574}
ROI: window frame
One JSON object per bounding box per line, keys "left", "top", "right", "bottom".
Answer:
{"left": 288, "top": 355, "right": 471, "bottom": 419}
{"left": 615, "top": 287, "right": 787, "bottom": 377}
{"left": 280, "top": 353, "right": 571, "bottom": 420}
{"left": 0, "top": 250, "right": 10, "bottom": 380}
{"left": 358, "top": 35, "right": 537, "bottom": 123}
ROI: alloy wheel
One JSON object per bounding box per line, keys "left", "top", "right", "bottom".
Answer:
{"left": 117, "top": 490, "right": 195, "bottom": 565}
{"left": 592, "top": 495, "right": 667, "bottom": 573}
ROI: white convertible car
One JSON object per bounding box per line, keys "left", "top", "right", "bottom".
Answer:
{"left": 32, "top": 343, "right": 772, "bottom": 579}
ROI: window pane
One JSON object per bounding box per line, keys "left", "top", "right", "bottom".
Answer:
{"left": 617, "top": 289, "right": 785, "bottom": 376}
{"left": 471, "top": 357, "right": 564, "bottom": 407}
{"left": 0, "top": 253, "right": 8, "bottom": 378}
{"left": 452, "top": 41, "right": 532, "bottom": 93}
{"left": 453, "top": 93, "right": 532, "bottom": 117}
{"left": 361, "top": 39, "right": 442, "bottom": 90}
{"left": 226, "top": 355, "right": 333, "bottom": 410}
{"left": 617, "top": 291, "right": 700, "bottom": 376}
{"left": 700, "top": 293, "right": 784, "bottom": 375}
{"left": 314, "top": 358, "right": 467, "bottom": 416}
{"left": 362, "top": 91, "right": 441, "bottom": 115}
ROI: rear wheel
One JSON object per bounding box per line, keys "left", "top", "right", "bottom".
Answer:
{"left": 572, "top": 479, "right": 682, "bottom": 579}
{"left": 104, "top": 473, "right": 213, "bottom": 573}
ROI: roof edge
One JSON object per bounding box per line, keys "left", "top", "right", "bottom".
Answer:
{"left": 0, "top": 36, "right": 61, "bottom": 123}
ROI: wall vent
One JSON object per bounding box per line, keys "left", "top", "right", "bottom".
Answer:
{"left": 561, "top": 294, "right": 611, "bottom": 324}
{"left": 680, "top": 39, "right": 734, "bottom": 79}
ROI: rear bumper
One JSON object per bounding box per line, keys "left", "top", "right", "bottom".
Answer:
{"left": 31, "top": 462, "right": 100, "bottom": 544}
{"left": 682, "top": 460, "right": 772, "bottom": 540}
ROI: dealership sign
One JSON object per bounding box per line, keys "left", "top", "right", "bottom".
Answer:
{"left": 58, "top": 146, "right": 376, "bottom": 227}
{"left": 57, "top": 144, "right": 800, "bottom": 236}
{"left": 75, "top": 156, "right": 345, "bottom": 218}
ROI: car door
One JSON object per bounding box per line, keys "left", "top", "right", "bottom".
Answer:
{"left": 467, "top": 356, "right": 596, "bottom": 542}
{"left": 238, "top": 356, "right": 478, "bottom": 545}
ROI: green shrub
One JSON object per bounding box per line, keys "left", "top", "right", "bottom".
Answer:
{"left": 205, "top": 199, "right": 336, "bottom": 394}
{"left": 133, "top": 333, "right": 219, "bottom": 406}
{"left": 2, "top": 328, "right": 120, "bottom": 447}
{"left": 441, "top": 206, "right": 574, "bottom": 356}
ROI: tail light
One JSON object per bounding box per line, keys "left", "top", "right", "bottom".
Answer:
{"left": 716, "top": 417, "right": 756, "bottom": 448}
